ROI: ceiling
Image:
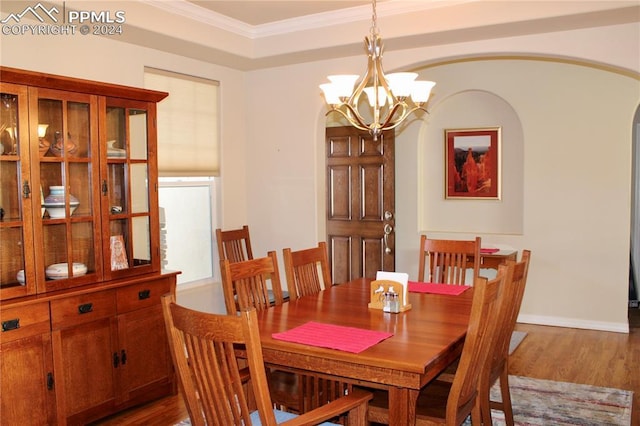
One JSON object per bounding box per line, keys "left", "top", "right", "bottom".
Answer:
{"left": 11, "top": 0, "right": 634, "bottom": 71}
{"left": 185, "top": 1, "right": 372, "bottom": 26}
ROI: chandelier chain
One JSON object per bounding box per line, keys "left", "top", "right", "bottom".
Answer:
{"left": 370, "top": 0, "right": 378, "bottom": 37}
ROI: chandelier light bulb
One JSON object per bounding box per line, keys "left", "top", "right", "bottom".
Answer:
{"left": 411, "top": 81, "right": 437, "bottom": 104}
{"left": 385, "top": 72, "right": 418, "bottom": 98}
{"left": 363, "top": 86, "right": 388, "bottom": 107}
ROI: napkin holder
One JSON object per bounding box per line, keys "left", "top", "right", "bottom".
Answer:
{"left": 368, "top": 280, "right": 412, "bottom": 312}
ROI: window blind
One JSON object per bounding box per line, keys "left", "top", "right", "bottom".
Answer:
{"left": 144, "top": 68, "right": 219, "bottom": 176}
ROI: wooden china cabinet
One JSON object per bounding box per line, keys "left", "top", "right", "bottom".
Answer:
{"left": 0, "top": 67, "right": 178, "bottom": 425}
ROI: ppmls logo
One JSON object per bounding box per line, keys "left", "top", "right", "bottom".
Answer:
{"left": 0, "top": 2, "right": 59, "bottom": 24}
{"left": 1, "top": 2, "right": 125, "bottom": 36}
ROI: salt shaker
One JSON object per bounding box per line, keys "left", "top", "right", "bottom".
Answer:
{"left": 383, "top": 292, "right": 391, "bottom": 312}
{"left": 391, "top": 293, "right": 400, "bottom": 313}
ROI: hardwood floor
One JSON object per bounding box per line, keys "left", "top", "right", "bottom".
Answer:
{"left": 94, "top": 308, "right": 640, "bottom": 425}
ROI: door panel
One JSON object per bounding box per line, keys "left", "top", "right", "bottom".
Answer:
{"left": 326, "top": 126, "right": 395, "bottom": 283}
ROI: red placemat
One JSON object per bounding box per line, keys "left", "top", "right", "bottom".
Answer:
{"left": 272, "top": 322, "right": 393, "bottom": 354}
{"left": 480, "top": 248, "right": 500, "bottom": 254}
{"left": 408, "top": 282, "right": 470, "bottom": 295}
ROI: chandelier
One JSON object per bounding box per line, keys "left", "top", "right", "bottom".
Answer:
{"left": 319, "top": 0, "right": 436, "bottom": 140}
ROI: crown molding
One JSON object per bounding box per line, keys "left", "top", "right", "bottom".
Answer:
{"left": 142, "top": 0, "right": 471, "bottom": 39}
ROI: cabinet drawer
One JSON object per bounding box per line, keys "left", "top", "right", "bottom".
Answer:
{"left": 0, "top": 302, "right": 50, "bottom": 343}
{"left": 117, "top": 278, "right": 172, "bottom": 314}
{"left": 51, "top": 290, "right": 116, "bottom": 329}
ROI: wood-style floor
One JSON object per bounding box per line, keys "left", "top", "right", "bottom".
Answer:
{"left": 94, "top": 308, "right": 640, "bottom": 426}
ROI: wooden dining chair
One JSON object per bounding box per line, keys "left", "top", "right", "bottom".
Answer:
{"left": 283, "top": 241, "right": 332, "bottom": 300}
{"left": 161, "top": 294, "right": 372, "bottom": 426}
{"left": 417, "top": 235, "right": 481, "bottom": 285}
{"left": 280, "top": 242, "right": 353, "bottom": 415}
{"left": 216, "top": 225, "right": 253, "bottom": 263}
{"left": 366, "top": 269, "right": 506, "bottom": 425}
{"left": 221, "top": 251, "right": 318, "bottom": 413}
{"left": 220, "top": 251, "right": 285, "bottom": 314}
{"left": 479, "top": 250, "right": 531, "bottom": 426}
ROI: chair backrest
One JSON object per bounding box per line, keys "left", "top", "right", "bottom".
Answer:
{"left": 161, "top": 295, "right": 277, "bottom": 426}
{"left": 216, "top": 225, "right": 253, "bottom": 263}
{"left": 283, "top": 242, "right": 332, "bottom": 300}
{"left": 220, "top": 251, "right": 284, "bottom": 314}
{"left": 417, "top": 235, "right": 481, "bottom": 285}
{"left": 446, "top": 269, "right": 505, "bottom": 425}
{"left": 489, "top": 250, "right": 531, "bottom": 376}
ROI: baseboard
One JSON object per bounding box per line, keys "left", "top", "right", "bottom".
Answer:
{"left": 517, "top": 314, "right": 629, "bottom": 334}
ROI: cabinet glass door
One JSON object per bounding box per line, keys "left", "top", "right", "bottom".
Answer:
{"left": 34, "top": 88, "right": 100, "bottom": 292}
{"left": 104, "top": 99, "right": 157, "bottom": 279}
{"left": 0, "top": 83, "right": 34, "bottom": 299}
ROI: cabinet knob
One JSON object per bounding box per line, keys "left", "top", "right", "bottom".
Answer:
{"left": 22, "top": 180, "right": 31, "bottom": 198}
{"left": 1, "top": 318, "right": 20, "bottom": 332}
{"left": 78, "top": 303, "right": 93, "bottom": 314}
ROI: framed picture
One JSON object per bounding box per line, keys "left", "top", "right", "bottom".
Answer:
{"left": 445, "top": 127, "right": 501, "bottom": 199}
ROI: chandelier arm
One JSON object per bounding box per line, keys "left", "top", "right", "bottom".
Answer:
{"left": 372, "top": 44, "right": 398, "bottom": 107}
{"left": 326, "top": 106, "right": 372, "bottom": 132}
{"left": 340, "top": 102, "right": 373, "bottom": 130}
{"left": 380, "top": 102, "right": 406, "bottom": 130}
{"left": 347, "top": 41, "right": 374, "bottom": 107}
{"left": 379, "top": 106, "right": 430, "bottom": 131}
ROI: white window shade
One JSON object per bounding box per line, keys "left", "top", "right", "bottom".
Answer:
{"left": 144, "top": 68, "right": 219, "bottom": 176}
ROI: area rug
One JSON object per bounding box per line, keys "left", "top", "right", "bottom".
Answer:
{"left": 509, "top": 330, "right": 527, "bottom": 355}
{"left": 479, "top": 375, "right": 633, "bottom": 426}
{"left": 175, "top": 375, "right": 632, "bottom": 426}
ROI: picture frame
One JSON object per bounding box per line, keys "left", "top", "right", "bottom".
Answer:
{"left": 444, "top": 127, "right": 501, "bottom": 199}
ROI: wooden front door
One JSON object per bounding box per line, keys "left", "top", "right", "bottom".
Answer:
{"left": 326, "top": 126, "right": 395, "bottom": 284}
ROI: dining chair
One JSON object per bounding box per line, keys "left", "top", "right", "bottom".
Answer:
{"left": 220, "top": 251, "right": 285, "bottom": 314}
{"left": 280, "top": 242, "right": 353, "bottom": 414}
{"left": 216, "top": 225, "right": 253, "bottom": 263}
{"left": 283, "top": 241, "right": 332, "bottom": 300}
{"left": 161, "top": 294, "right": 372, "bottom": 426}
{"left": 417, "top": 235, "right": 481, "bottom": 285}
{"left": 366, "top": 268, "right": 507, "bottom": 425}
{"left": 479, "top": 250, "right": 531, "bottom": 426}
{"left": 221, "top": 251, "right": 326, "bottom": 413}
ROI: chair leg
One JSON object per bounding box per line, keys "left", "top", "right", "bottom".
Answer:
{"left": 479, "top": 385, "right": 493, "bottom": 426}
{"left": 498, "top": 367, "right": 514, "bottom": 426}
{"left": 470, "top": 401, "right": 483, "bottom": 425}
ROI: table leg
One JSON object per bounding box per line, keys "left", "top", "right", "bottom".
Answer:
{"left": 388, "top": 387, "right": 419, "bottom": 426}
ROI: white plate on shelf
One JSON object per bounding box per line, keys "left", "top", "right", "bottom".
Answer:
{"left": 107, "top": 149, "right": 126, "bottom": 158}
{"left": 45, "top": 262, "right": 88, "bottom": 280}
{"left": 16, "top": 269, "right": 25, "bottom": 285}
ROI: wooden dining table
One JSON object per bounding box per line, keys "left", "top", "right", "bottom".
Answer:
{"left": 255, "top": 277, "right": 474, "bottom": 425}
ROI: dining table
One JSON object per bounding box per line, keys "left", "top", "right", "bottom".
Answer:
{"left": 255, "top": 277, "right": 474, "bottom": 425}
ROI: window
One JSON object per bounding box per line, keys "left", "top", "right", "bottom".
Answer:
{"left": 159, "top": 178, "right": 217, "bottom": 286}
{"left": 145, "top": 69, "right": 220, "bottom": 286}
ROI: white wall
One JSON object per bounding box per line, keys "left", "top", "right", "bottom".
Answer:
{"left": 245, "top": 23, "right": 640, "bottom": 332}
{"left": 398, "top": 59, "right": 638, "bottom": 332}
{"left": 3, "top": 16, "right": 639, "bottom": 331}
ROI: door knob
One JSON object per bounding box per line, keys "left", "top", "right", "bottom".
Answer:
{"left": 383, "top": 223, "right": 393, "bottom": 255}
